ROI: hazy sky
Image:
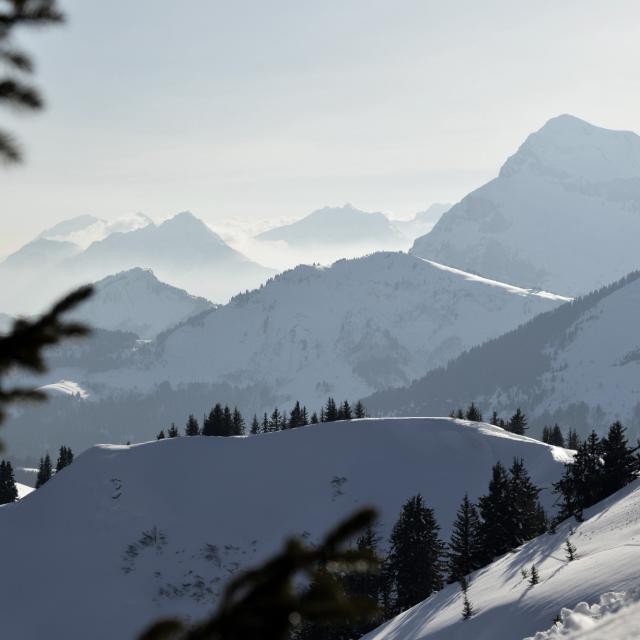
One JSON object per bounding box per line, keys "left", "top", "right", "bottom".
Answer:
{"left": 2, "top": 0, "right": 640, "bottom": 256}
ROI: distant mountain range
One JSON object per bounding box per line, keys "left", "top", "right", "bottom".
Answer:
{"left": 0, "top": 211, "right": 274, "bottom": 312}
{"left": 411, "top": 115, "right": 640, "bottom": 295}
{"left": 256, "top": 203, "right": 407, "bottom": 247}
{"left": 365, "top": 270, "right": 640, "bottom": 438}
{"left": 4, "top": 252, "right": 568, "bottom": 455}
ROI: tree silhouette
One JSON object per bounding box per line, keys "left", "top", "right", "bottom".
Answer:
{"left": 0, "top": 0, "right": 65, "bottom": 162}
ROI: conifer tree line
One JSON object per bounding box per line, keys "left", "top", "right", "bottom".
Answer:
{"left": 297, "top": 456, "right": 548, "bottom": 638}
{"left": 450, "top": 402, "right": 582, "bottom": 446}
{"left": 156, "top": 397, "right": 367, "bottom": 440}
{"left": 0, "top": 459, "right": 18, "bottom": 504}
{"left": 30, "top": 443, "right": 75, "bottom": 490}
{"left": 554, "top": 421, "right": 639, "bottom": 522}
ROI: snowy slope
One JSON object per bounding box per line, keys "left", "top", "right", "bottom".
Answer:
{"left": 73, "top": 252, "right": 567, "bottom": 409}
{"left": 411, "top": 115, "right": 640, "bottom": 295}
{"left": 363, "top": 475, "right": 640, "bottom": 640}
{"left": 365, "top": 270, "right": 640, "bottom": 440}
{"left": 72, "top": 268, "right": 214, "bottom": 338}
{"left": 0, "top": 418, "right": 570, "bottom": 640}
{"left": 256, "top": 203, "right": 406, "bottom": 247}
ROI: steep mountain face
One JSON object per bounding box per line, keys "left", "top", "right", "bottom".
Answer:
{"left": 0, "top": 212, "right": 275, "bottom": 313}
{"left": 70, "top": 269, "right": 214, "bottom": 338}
{"left": 0, "top": 418, "right": 571, "bottom": 640}
{"left": 411, "top": 115, "right": 640, "bottom": 295}
{"left": 365, "top": 271, "right": 640, "bottom": 439}
{"left": 364, "top": 477, "right": 640, "bottom": 640}
{"left": 256, "top": 204, "right": 406, "bottom": 247}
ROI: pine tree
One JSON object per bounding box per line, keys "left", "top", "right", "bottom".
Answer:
{"left": 289, "top": 401, "right": 303, "bottom": 428}
{"left": 340, "top": 400, "right": 353, "bottom": 420}
{"left": 478, "top": 462, "right": 511, "bottom": 562}
{"left": 550, "top": 424, "right": 565, "bottom": 447}
{"left": 529, "top": 564, "right": 539, "bottom": 586}
{"left": 301, "top": 405, "right": 309, "bottom": 426}
{"left": 567, "top": 429, "right": 580, "bottom": 449}
{"left": 324, "top": 398, "right": 338, "bottom": 422}
{"left": 223, "top": 405, "right": 233, "bottom": 434}
{"left": 465, "top": 402, "right": 482, "bottom": 422}
{"left": 460, "top": 577, "right": 474, "bottom": 621}
{"left": 0, "top": 460, "right": 18, "bottom": 504}
{"left": 35, "top": 454, "right": 52, "bottom": 488}
{"left": 489, "top": 411, "right": 499, "bottom": 426}
{"left": 269, "top": 407, "right": 282, "bottom": 432}
{"left": 156, "top": 430, "right": 165, "bottom": 440}
{"left": 447, "top": 494, "right": 483, "bottom": 583}
{"left": 600, "top": 421, "right": 638, "bottom": 497}
{"left": 541, "top": 426, "right": 552, "bottom": 444}
{"left": 507, "top": 458, "right": 547, "bottom": 546}
{"left": 354, "top": 401, "right": 366, "bottom": 419}
{"left": 185, "top": 414, "right": 200, "bottom": 436}
{"left": 455, "top": 408, "right": 465, "bottom": 420}
{"left": 262, "top": 412, "right": 269, "bottom": 433}
{"left": 387, "top": 494, "right": 445, "bottom": 613}
{"left": 310, "top": 412, "right": 319, "bottom": 424}
{"left": 250, "top": 414, "right": 260, "bottom": 435}
{"left": 167, "top": 423, "right": 179, "bottom": 438}
{"left": 231, "top": 407, "right": 245, "bottom": 436}
{"left": 564, "top": 538, "right": 577, "bottom": 562}
{"left": 203, "top": 403, "right": 225, "bottom": 436}
{"left": 508, "top": 408, "right": 527, "bottom": 435}
{"left": 55, "top": 445, "right": 73, "bottom": 471}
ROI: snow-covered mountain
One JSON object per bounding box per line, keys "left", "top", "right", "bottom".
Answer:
{"left": 364, "top": 474, "right": 640, "bottom": 640}
{"left": 411, "top": 115, "right": 640, "bottom": 295}
{"left": 72, "top": 268, "right": 214, "bottom": 338}
{"left": 0, "top": 211, "right": 275, "bottom": 313}
{"left": 365, "top": 270, "right": 640, "bottom": 439}
{"left": 0, "top": 418, "right": 571, "bottom": 640}
{"left": 0, "top": 312, "right": 13, "bottom": 333}
{"left": 256, "top": 204, "right": 406, "bottom": 248}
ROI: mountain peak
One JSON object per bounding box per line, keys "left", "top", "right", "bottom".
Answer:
{"left": 500, "top": 114, "right": 640, "bottom": 181}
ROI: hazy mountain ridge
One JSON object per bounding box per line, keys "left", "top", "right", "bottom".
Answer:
{"left": 364, "top": 270, "right": 640, "bottom": 438}
{"left": 411, "top": 115, "right": 640, "bottom": 295}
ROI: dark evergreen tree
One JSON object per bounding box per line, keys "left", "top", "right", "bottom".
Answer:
{"left": 55, "top": 445, "right": 73, "bottom": 471}
{"left": 478, "top": 462, "right": 511, "bottom": 562}
{"left": 455, "top": 408, "right": 465, "bottom": 420}
{"left": 567, "top": 429, "right": 580, "bottom": 449}
{"left": 250, "top": 414, "right": 260, "bottom": 435}
{"left": 489, "top": 410, "right": 499, "bottom": 426}
{"left": 269, "top": 407, "right": 283, "bottom": 432}
{"left": 387, "top": 494, "right": 445, "bottom": 613}
{"left": 280, "top": 410, "right": 288, "bottom": 430}
{"left": 324, "top": 398, "right": 339, "bottom": 422}
{"left": 289, "top": 401, "right": 304, "bottom": 428}
{"left": 354, "top": 401, "right": 366, "bottom": 419}
{"left": 564, "top": 538, "right": 577, "bottom": 562}
{"left": 541, "top": 426, "right": 552, "bottom": 444}
{"left": 203, "top": 403, "right": 225, "bottom": 436}
{"left": 262, "top": 412, "right": 269, "bottom": 433}
{"left": 465, "top": 402, "right": 482, "bottom": 422}
{"left": 600, "top": 421, "right": 638, "bottom": 496}
{"left": 35, "top": 453, "right": 52, "bottom": 488}
{"left": 529, "top": 564, "right": 539, "bottom": 586}
{"left": 156, "top": 430, "right": 166, "bottom": 440}
{"left": 167, "top": 422, "right": 179, "bottom": 438}
{"left": 550, "top": 424, "right": 566, "bottom": 447}
{"left": 447, "top": 494, "right": 483, "bottom": 583}
{"left": 185, "top": 414, "right": 200, "bottom": 436}
{"left": 231, "top": 407, "right": 245, "bottom": 436}
{"left": 340, "top": 400, "right": 352, "bottom": 420}
{"left": 301, "top": 405, "right": 309, "bottom": 426}
{"left": 460, "top": 577, "right": 474, "bottom": 621}
{"left": 508, "top": 408, "right": 527, "bottom": 435}
{"left": 507, "top": 458, "right": 547, "bottom": 545}
{"left": 223, "top": 405, "right": 233, "bottom": 434}
{"left": 310, "top": 412, "right": 319, "bottom": 424}
{"left": 0, "top": 460, "right": 18, "bottom": 504}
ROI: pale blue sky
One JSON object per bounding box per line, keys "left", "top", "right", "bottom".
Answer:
{"left": 2, "top": 0, "right": 640, "bottom": 255}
